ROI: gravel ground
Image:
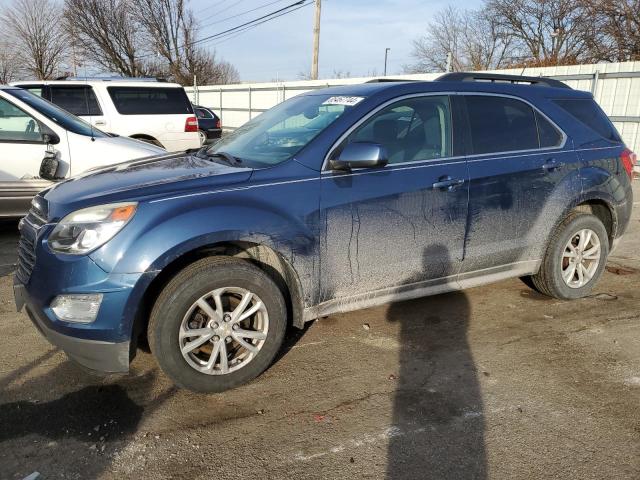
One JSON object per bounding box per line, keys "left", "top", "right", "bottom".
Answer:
{"left": 0, "top": 182, "right": 638, "bottom": 480}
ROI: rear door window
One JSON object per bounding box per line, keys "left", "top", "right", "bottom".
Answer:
{"left": 50, "top": 86, "right": 102, "bottom": 116}
{"left": 107, "top": 87, "right": 193, "bottom": 115}
{"left": 465, "top": 96, "right": 539, "bottom": 155}
{"left": 554, "top": 98, "right": 621, "bottom": 142}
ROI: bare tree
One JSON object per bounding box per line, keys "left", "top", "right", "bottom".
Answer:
{"left": 64, "top": 0, "right": 151, "bottom": 76}
{"left": 134, "top": 0, "right": 239, "bottom": 85}
{"left": 580, "top": 0, "right": 640, "bottom": 62}
{"left": 0, "top": 40, "right": 22, "bottom": 83}
{"left": 485, "top": 0, "right": 588, "bottom": 66}
{"left": 2, "top": 0, "right": 68, "bottom": 79}
{"left": 406, "top": 6, "right": 514, "bottom": 73}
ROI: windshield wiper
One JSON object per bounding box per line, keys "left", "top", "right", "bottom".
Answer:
{"left": 198, "top": 149, "right": 243, "bottom": 166}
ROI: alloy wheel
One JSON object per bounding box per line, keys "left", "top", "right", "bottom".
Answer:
{"left": 179, "top": 287, "right": 269, "bottom": 375}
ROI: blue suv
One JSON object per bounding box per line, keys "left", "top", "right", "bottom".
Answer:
{"left": 14, "top": 73, "right": 636, "bottom": 392}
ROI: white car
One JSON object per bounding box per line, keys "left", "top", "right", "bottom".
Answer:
{"left": 12, "top": 79, "right": 201, "bottom": 152}
{"left": 0, "top": 85, "right": 165, "bottom": 217}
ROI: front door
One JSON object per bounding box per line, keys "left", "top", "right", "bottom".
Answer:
{"left": 0, "top": 96, "right": 51, "bottom": 216}
{"left": 319, "top": 95, "right": 469, "bottom": 308}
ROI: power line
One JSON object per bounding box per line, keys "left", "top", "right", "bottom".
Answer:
{"left": 191, "top": 0, "right": 310, "bottom": 48}
{"left": 198, "top": 0, "right": 247, "bottom": 25}
{"left": 199, "top": 2, "right": 313, "bottom": 49}
{"left": 139, "top": 0, "right": 310, "bottom": 59}
{"left": 198, "top": 0, "right": 290, "bottom": 31}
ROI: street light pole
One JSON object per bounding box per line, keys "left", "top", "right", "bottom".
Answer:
{"left": 384, "top": 47, "right": 391, "bottom": 76}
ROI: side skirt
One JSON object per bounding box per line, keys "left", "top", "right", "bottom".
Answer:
{"left": 303, "top": 260, "right": 541, "bottom": 322}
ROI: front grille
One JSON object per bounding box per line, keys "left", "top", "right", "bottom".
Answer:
{"left": 16, "top": 198, "right": 48, "bottom": 284}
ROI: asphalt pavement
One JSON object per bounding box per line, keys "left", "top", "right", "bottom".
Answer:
{"left": 0, "top": 183, "right": 639, "bottom": 479}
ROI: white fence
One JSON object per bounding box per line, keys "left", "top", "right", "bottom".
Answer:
{"left": 185, "top": 61, "right": 640, "bottom": 153}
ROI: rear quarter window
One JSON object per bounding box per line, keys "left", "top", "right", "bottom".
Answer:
{"left": 554, "top": 98, "right": 621, "bottom": 143}
{"left": 107, "top": 87, "right": 194, "bottom": 115}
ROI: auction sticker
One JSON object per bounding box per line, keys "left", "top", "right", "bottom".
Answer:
{"left": 322, "top": 96, "right": 365, "bottom": 106}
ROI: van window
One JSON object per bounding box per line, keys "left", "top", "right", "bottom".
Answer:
{"left": 107, "top": 87, "right": 193, "bottom": 115}
{"left": 554, "top": 98, "right": 621, "bottom": 143}
{"left": 50, "top": 86, "right": 102, "bottom": 116}
{"left": 345, "top": 95, "right": 452, "bottom": 164}
{"left": 465, "top": 96, "right": 539, "bottom": 155}
{"left": 5, "top": 88, "right": 108, "bottom": 138}
{"left": 0, "top": 97, "right": 42, "bottom": 143}
{"left": 536, "top": 111, "right": 563, "bottom": 148}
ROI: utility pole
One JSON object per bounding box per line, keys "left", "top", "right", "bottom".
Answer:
{"left": 311, "top": 0, "right": 321, "bottom": 80}
{"left": 383, "top": 48, "right": 391, "bottom": 76}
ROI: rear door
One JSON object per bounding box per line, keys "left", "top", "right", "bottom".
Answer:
{"left": 319, "top": 94, "right": 469, "bottom": 305}
{"left": 460, "top": 94, "right": 581, "bottom": 279}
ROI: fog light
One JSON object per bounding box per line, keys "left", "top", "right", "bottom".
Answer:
{"left": 51, "top": 294, "right": 103, "bottom": 323}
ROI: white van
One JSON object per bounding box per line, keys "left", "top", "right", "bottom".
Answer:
{"left": 0, "top": 85, "right": 165, "bottom": 217}
{"left": 12, "top": 79, "right": 200, "bottom": 152}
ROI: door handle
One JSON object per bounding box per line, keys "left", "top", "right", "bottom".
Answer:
{"left": 94, "top": 120, "right": 106, "bottom": 126}
{"left": 542, "top": 159, "right": 563, "bottom": 172}
{"left": 432, "top": 176, "right": 465, "bottom": 190}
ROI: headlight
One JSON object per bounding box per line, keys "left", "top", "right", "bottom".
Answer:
{"left": 48, "top": 202, "right": 137, "bottom": 255}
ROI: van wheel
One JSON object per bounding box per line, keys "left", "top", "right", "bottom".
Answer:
{"left": 148, "top": 256, "right": 287, "bottom": 393}
{"left": 528, "top": 213, "right": 609, "bottom": 300}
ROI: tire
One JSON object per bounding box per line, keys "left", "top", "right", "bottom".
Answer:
{"left": 528, "top": 212, "right": 609, "bottom": 300}
{"left": 198, "top": 129, "right": 207, "bottom": 146}
{"left": 148, "top": 256, "right": 287, "bottom": 393}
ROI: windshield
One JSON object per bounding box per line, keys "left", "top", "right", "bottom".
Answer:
{"left": 5, "top": 88, "right": 108, "bottom": 138}
{"left": 205, "top": 94, "right": 363, "bottom": 167}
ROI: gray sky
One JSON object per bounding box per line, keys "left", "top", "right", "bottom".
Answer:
{"left": 1, "top": 0, "right": 483, "bottom": 81}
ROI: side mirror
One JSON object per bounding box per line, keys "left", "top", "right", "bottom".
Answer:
{"left": 330, "top": 142, "right": 389, "bottom": 170}
{"left": 39, "top": 152, "right": 64, "bottom": 181}
{"left": 41, "top": 124, "right": 60, "bottom": 145}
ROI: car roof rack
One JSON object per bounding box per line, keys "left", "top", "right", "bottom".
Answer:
{"left": 436, "top": 72, "right": 571, "bottom": 89}
{"left": 366, "top": 78, "right": 421, "bottom": 83}
{"left": 65, "top": 76, "right": 164, "bottom": 82}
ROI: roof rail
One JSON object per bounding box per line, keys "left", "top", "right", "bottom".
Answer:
{"left": 65, "top": 76, "right": 161, "bottom": 82}
{"left": 435, "top": 72, "right": 571, "bottom": 89}
{"left": 365, "top": 78, "right": 421, "bottom": 83}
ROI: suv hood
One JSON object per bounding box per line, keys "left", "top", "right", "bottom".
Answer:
{"left": 44, "top": 152, "right": 252, "bottom": 218}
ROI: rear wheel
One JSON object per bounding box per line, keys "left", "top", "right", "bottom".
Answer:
{"left": 148, "top": 257, "right": 287, "bottom": 393}
{"left": 528, "top": 212, "right": 609, "bottom": 300}
{"left": 198, "top": 129, "right": 207, "bottom": 145}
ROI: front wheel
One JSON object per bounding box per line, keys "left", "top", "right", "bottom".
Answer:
{"left": 148, "top": 257, "right": 287, "bottom": 393}
{"left": 528, "top": 212, "right": 609, "bottom": 300}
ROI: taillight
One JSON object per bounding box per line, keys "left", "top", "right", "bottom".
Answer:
{"left": 184, "top": 116, "right": 198, "bottom": 132}
{"left": 620, "top": 148, "right": 637, "bottom": 178}
{"left": 216, "top": 119, "right": 221, "bottom": 129}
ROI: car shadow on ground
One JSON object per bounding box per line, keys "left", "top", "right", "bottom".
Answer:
{"left": 0, "top": 220, "right": 19, "bottom": 277}
{"left": 0, "top": 355, "right": 175, "bottom": 478}
{"left": 385, "top": 245, "right": 487, "bottom": 479}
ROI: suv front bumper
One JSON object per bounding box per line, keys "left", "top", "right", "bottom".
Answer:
{"left": 15, "top": 278, "right": 131, "bottom": 373}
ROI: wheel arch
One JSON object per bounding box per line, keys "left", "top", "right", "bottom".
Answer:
{"left": 130, "top": 240, "right": 307, "bottom": 354}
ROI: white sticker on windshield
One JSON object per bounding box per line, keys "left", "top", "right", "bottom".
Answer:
{"left": 322, "top": 96, "right": 365, "bottom": 107}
